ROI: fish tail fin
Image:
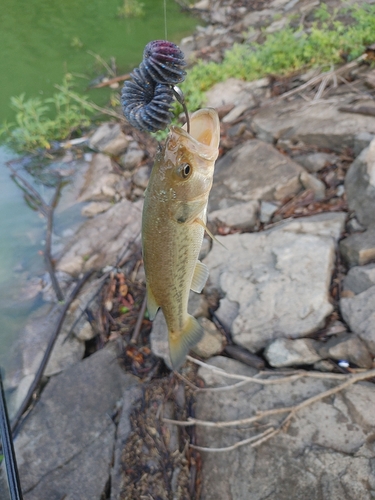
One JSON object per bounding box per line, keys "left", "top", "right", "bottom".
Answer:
{"left": 169, "top": 315, "right": 203, "bottom": 370}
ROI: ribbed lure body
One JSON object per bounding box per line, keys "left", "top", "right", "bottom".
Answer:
{"left": 121, "top": 40, "right": 186, "bottom": 133}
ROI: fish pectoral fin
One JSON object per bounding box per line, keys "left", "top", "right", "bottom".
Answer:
{"left": 146, "top": 285, "right": 159, "bottom": 321}
{"left": 194, "top": 218, "right": 227, "bottom": 249}
{"left": 191, "top": 260, "right": 209, "bottom": 293}
{"left": 169, "top": 315, "right": 203, "bottom": 370}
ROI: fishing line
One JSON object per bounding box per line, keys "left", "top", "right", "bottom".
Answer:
{"left": 163, "top": 0, "right": 168, "bottom": 40}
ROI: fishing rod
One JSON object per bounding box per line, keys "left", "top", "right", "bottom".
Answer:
{"left": 0, "top": 369, "right": 24, "bottom": 500}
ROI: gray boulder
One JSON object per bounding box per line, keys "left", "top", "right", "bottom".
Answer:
{"left": 342, "top": 263, "right": 375, "bottom": 294}
{"left": 264, "top": 338, "right": 322, "bottom": 367}
{"left": 89, "top": 122, "right": 129, "bottom": 156}
{"left": 340, "top": 285, "right": 375, "bottom": 356}
{"left": 209, "top": 139, "right": 304, "bottom": 211}
{"left": 318, "top": 333, "right": 373, "bottom": 369}
{"left": 345, "top": 139, "right": 375, "bottom": 227}
{"left": 57, "top": 199, "right": 143, "bottom": 276}
{"left": 339, "top": 227, "right": 375, "bottom": 267}
{"left": 252, "top": 96, "right": 375, "bottom": 152}
{"left": 78, "top": 153, "right": 129, "bottom": 203}
{"left": 204, "top": 213, "right": 345, "bottom": 352}
{"left": 14, "top": 344, "right": 138, "bottom": 500}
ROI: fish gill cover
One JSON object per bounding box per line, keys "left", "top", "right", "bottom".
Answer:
{"left": 121, "top": 40, "right": 186, "bottom": 133}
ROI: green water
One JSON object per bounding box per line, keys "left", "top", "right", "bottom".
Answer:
{"left": 0, "top": 0, "right": 198, "bottom": 367}
{"left": 0, "top": 0, "right": 197, "bottom": 122}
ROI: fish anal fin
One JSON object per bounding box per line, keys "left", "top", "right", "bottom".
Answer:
{"left": 169, "top": 315, "right": 203, "bottom": 370}
{"left": 146, "top": 284, "right": 159, "bottom": 321}
{"left": 191, "top": 260, "right": 209, "bottom": 293}
{"left": 194, "top": 218, "right": 227, "bottom": 249}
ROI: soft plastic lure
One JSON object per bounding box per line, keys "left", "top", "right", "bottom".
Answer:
{"left": 121, "top": 40, "right": 187, "bottom": 133}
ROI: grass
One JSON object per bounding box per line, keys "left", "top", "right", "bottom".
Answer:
{"left": 0, "top": 74, "right": 96, "bottom": 153}
{"left": 179, "top": 2, "right": 375, "bottom": 111}
{"left": 117, "top": 0, "right": 145, "bottom": 18}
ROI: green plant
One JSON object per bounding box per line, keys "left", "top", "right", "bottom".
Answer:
{"left": 0, "top": 74, "right": 96, "bottom": 153}
{"left": 117, "top": 0, "right": 145, "bottom": 18}
{"left": 179, "top": 3, "right": 375, "bottom": 112}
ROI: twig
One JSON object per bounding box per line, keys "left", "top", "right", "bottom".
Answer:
{"left": 11, "top": 270, "right": 94, "bottom": 435}
{"left": 339, "top": 105, "right": 375, "bottom": 117}
{"left": 44, "top": 180, "right": 64, "bottom": 301}
{"left": 7, "top": 162, "right": 64, "bottom": 301}
{"left": 186, "top": 355, "right": 351, "bottom": 384}
{"left": 271, "top": 55, "right": 365, "bottom": 104}
{"left": 189, "top": 427, "right": 275, "bottom": 453}
{"left": 87, "top": 50, "right": 116, "bottom": 77}
{"left": 54, "top": 85, "right": 125, "bottom": 121}
{"left": 91, "top": 73, "right": 131, "bottom": 88}
{"left": 7, "top": 162, "right": 48, "bottom": 216}
{"left": 130, "top": 294, "right": 147, "bottom": 344}
{"left": 163, "top": 368, "right": 375, "bottom": 451}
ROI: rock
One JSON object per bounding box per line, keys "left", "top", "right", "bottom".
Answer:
{"left": 81, "top": 201, "right": 113, "bottom": 217}
{"left": 78, "top": 153, "right": 129, "bottom": 203}
{"left": 118, "top": 141, "right": 145, "bottom": 170}
{"left": 345, "top": 139, "right": 375, "bottom": 227}
{"left": 242, "top": 8, "right": 275, "bottom": 28}
{"left": 347, "top": 216, "right": 366, "bottom": 233}
{"left": 271, "top": 212, "right": 346, "bottom": 241}
{"left": 252, "top": 96, "right": 375, "bottom": 152}
{"left": 222, "top": 104, "right": 249, "bottom": 123}
{"left": 132, "top": 165, "right": 150, "bottom": 189}
{"left": 214, "top": 297, "right": 240, "bottom": 333}
{"left": 339, "top": 227, "right": 375, "bottom": 267}
{"left": 264, "top": 338, "right": 322, "bottom": 367}
{"left": 196, "top": 356, "right": 375, "bottom": 500}
{"left": 206, "top": 78, "right": 255, "bottom": 109}
{"left": 6, "top": 303, "right": 85, "bottom": 416}
{"left": 343, "top": 263, "right": 375, "bottom": 294}
{"left": 209, "top": 140, "right": 304, "bottom": 211}
{"left": 89, "top": 122, "right": 129, "bottom": 155}
{"left": 14, "top": 344, "right": 139, "bottom": 500}
{"left": 340, "top": 285, "right": 375, "bottom": 356}
{"left": 192, "top": 318, "right": 225, "bottom": 358}
{"left": 259, "top": 200, "right": 279, "bottom": 224}
{"left": 353, "top": 131, "right": 375, "bottom": 157}
{"left": 197, "top": 355, "right": 258, "bottom": 387}
{"left": 110, "top": 384, "right": 143, "bottom": 500}
{"left": 294, "top": 152, "right": 338, "bottom": 173}
{"left": 318, "top": 333, "right": 373, "bottom": 369}
{"left": 57, "top": 199, "right": 143, "bottom": 276}
{"left": 365, "top": 68, "right": 375, "bottom": 89}
{"left": 203, "top": 214, "right": 343, "bottom": 352}
{"left": 209, "top": 200, "right": 259, "bottom": 230}
{"left": 205, "top": 78, "right": 269, "bottom": 109}
{"left": 299, "top": 171, "right": 326, "bottom": 200}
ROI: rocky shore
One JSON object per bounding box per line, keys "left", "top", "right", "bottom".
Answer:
{"left": 2, "top": 0, "right": 375, "bottom": 498}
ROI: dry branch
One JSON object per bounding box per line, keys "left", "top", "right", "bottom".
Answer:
{"left": 165, "top": 361, "right": 375, "bottom": 452}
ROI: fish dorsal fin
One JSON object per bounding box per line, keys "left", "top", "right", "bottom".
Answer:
{"left": 194, "top": 218, "right": 227, "bottom": 249}
{"left": 191, "top": 260, "right": 209, "bottom": 293}
{"left": 146, "top": 284, "right": 159, "bottom": 321}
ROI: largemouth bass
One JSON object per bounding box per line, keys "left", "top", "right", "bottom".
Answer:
{"left": 142, "top": 108, "right": 220, "bottom": 369}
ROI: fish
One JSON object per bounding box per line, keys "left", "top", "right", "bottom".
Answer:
{"left": 142, "top": 108, "right": 220, "bottom": 369}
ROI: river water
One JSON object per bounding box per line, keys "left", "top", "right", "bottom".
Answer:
{"left": 0, "top": 0, "right": 197, "bottom": 368}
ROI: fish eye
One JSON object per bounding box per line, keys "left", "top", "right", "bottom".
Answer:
{"left": 180, "top": 163, "right": 191, "bottom": 179}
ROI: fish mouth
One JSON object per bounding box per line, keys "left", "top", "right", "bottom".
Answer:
{"left": 170, "top": 108, "right": 220, "bottom": 161}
